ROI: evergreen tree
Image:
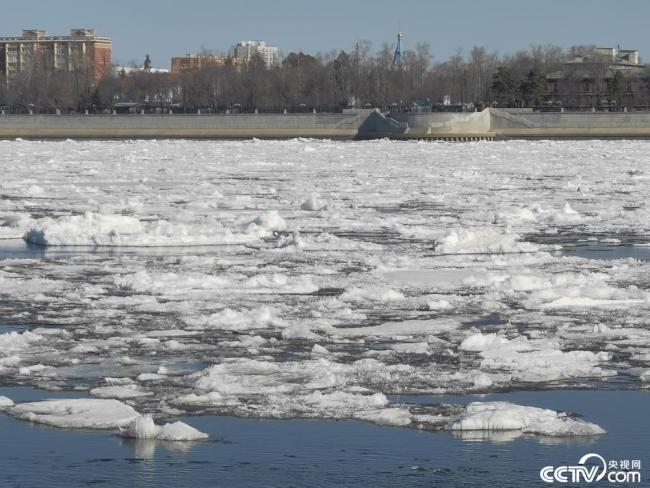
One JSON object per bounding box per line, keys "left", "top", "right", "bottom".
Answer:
{"left": 520, "top": 70, "right": 546, "bottom": 107}
{"left": 491, "top": 66, "right": 520, "bottom": 106}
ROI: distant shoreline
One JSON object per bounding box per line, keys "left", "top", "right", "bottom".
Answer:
{"left": 3, "top": 109, "right": 650, "bottom": 140}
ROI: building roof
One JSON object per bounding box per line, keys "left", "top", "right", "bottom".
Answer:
{"left": 0, "top": 28, "right": 110, "bottom": 43}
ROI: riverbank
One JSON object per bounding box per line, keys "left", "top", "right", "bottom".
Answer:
{"left": 4, "top": 109, "right": 650, "bottom": 140}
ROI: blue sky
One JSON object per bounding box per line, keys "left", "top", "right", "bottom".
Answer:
{"left": 1, "top": 0, "right": 648, "bottom": 68}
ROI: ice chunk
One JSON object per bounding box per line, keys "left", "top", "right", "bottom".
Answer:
{"left": 0, "top": 331, "right": 43, "bottom": 355}
{"left": 355, "top": 407, "right": 412, "bottom": 426}
{"left": 9, "top": 399, "right": 139, "bottom": 429}
{"left": 460, "top": 333, "right": 506, "bottom": 352}
{"left": 122, "top": 414, "right": 160, "bottom": 438}
{"left": 340, "top": 286, "right": 405, "bottom": 302}
{"left": 427, "top": 299, "right": 453, "bottom": 310}
{"left": 0, "top": 211, "right": 34, "bottom": 238}
{"left": 90, "top": 384, "right": 153, "bottom": 399}
{"left": 24, "top": 213, "right": 144, "bottom": 246}
{"left": 553, "top": 203, "right": 585, "bottom": 224}
{"left": 473, "top": 373, "right": 493, "bottom": 388}
{"left": 437, "top": 228, "right": 538, "bottom": 254}
{"left": 185, "top": 306, "right": 284, "bottom": 331}
{"left": 244, "top": 211, "right": 287, "bottom": 232}
{"left": 156, "top": 422, "right": 209, "bottom": 441}
{"left": 331, "top": 318, "right": 458, "bottom": 338}
{"left": 118, "top": 414, "right": 208, "bottom": 441}
{"left": 301, "top": 194, "right": 326, "bottom": 211}
{"left": 447, "top": 401, "right": 606, "bottom": 436}
{"left": 0, "top": 395, "right": 14, "bottom": 408}
{"left": 460, "top": 333, "right": 613, "bottom": 383}
{"left": 312, "top": 344, "right": 330, "bottom": 355}
{"left": 23, "top": 212, "right": 267, "bottom": 247}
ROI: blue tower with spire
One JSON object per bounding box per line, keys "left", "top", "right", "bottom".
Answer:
{"left": 393, "top": 32, "right": 404, "bottom": 68}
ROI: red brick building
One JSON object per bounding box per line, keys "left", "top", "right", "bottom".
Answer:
{"left": 0, "top": 28, "right": 112, "bottom": 81}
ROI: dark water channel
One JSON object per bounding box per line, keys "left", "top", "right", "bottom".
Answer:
{"left": 0, "top": 387, "right": 648, "bottom": 487}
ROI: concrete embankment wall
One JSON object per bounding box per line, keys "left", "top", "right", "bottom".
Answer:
{"left": 4, "top": 109, "right": 650, "bottom": 140}
{"left": 491, "top": 110, "right": 650, "bottom": 138}
{"left": 0, "top": 113, "right": 366, "bottom": 139}
{"left": 390, "top": 110, "right": 650, "bottom": 139}
{"left": 388, "top": 111, "right": 493, "bottom": 139}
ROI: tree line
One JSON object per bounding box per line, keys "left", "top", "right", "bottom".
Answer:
{"left": 2, "top": 42, "right": 650, "bottom": 113}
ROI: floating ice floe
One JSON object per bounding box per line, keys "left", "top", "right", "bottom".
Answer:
{"left": 0, "top": 396, "right": 14, "bottom": 408}
{"left": 340, "top": 286, "right": 405, "bottom": 302}
{"left": 437, "top": 228, "right": 539, "bottom": 254}
{"left": 23, "top": 211, "right": 288, "bottom": 247}
{"left": 243, "top": 210, "right": 287, "bottom": 233}
{"left": 552, "top": 203, "right": 586, "bottom": 225}
{"left": 331, "top": 318, "right": 458, "bottom": 339}
{"left": 447, "top": 401, "right": 606, "bottom": 436}
{"left": 459, "top": 332, "right": 613, "bottom": 383}
{"left": 0, "top": 330, "right": 43, "bottom": 355}
{"left": 0, "top": 331, "right": 45, "bottom": 374}
{"left": 90, "top": 384, "right": 154, "bottom": 399}
{"left": 183, "top": 306, "right": 285, "bottom": 331}
{"left": 6, "top": 397, "right": 208, "bottom": 441}
{"left": 118, "top": 414, "right": 208, "bottom": 441}
{"left": 0, "top": 211, "right": 34, "bottom": 238}
{"left": 115, "top": 270, "right": 318, "bottom": 296}
{"left": 301, "top": 194, "right": 326, "bottom": 211}
{"left": 9, "top": 399, "right": 140, "bottom": 429}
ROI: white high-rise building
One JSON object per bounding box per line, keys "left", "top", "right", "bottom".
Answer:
{"left": 229, "top": 40, "right": 280, "bottom": 68}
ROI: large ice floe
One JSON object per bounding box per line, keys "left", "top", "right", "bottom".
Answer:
{"left": 9, "top": 399, "right": 140, "bottom": 429}
{"left": 446, "top": 401, "right": 605, "bottom": 436}
{"left": 24, "top": 211, "right": 286, "bottom": 246}
{"left": 5, "top": 397, "right": 208, "bottom": 440}
{"left": 1, "top": 138, "right": 650, "bottom": 435}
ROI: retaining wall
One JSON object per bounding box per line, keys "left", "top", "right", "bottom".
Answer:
{"left": 490, "top": 110, "right": 650, "bottom": 138}
{"left": 388, "top": 111, "right": 492, "bottom": 139}
{"left": 4, "top": 109, "right": 650, "bottom": 140}
{"left": 0, "top": 113, "right": 367, "bottom": 139}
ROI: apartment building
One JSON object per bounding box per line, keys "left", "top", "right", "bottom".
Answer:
{"left": 229, "top": 40, "right": 280, "bottom": 68}
{"left": 0, "top": 28, "right": 112, "bottom": 81}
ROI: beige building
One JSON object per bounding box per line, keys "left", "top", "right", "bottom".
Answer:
{"left": 0, "top": 28, "right": 112, "bottom": 81}
{"left": 229, "top": 40, "right": 280, "bottom": 68}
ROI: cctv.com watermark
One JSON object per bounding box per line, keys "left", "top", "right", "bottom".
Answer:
{"left": 540, "top": 453, "right": 642, "bottom": 483}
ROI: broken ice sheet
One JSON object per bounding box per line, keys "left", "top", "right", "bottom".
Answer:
{"left": 1, "top": 139, "right": 649, "bottom": 433}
